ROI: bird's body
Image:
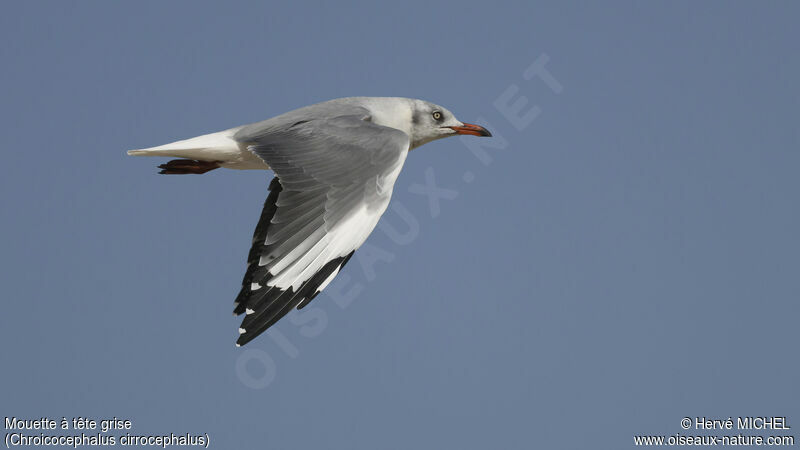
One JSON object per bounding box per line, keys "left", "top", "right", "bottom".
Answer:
{"left": 128, "top": 97, "right": 490, "bottom": 346}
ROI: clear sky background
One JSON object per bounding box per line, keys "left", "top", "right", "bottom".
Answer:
{"left": 2, "top": 2, "right": 798, "bottom": 449}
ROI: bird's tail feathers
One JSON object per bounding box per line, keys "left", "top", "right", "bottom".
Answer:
{"left": 126, "top": 129, "right": 241, "bottom": 161}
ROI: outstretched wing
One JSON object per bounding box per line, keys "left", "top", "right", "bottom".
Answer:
{"left": 231, "top": 113, "right": 409, "bottom": 346}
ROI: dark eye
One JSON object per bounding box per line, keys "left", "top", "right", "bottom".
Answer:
{"left": 432, "top": 111, "right": 443, "bottom": 121}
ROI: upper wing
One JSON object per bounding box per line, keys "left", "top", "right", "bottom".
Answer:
{"left": 231, "top": 113, "right": 409, "bottom": 346}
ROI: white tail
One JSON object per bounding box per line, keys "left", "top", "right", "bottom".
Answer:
{"left": 127, "top": 128, "right": 242, "bottom": 161}
{"left": 126, "top": 127, "right": 267, "bottom": 170}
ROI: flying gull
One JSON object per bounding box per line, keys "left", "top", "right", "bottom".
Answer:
{"left": 128, "top": 97, "right": 491, "bottom": 346}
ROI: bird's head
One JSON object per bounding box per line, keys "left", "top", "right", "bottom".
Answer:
{"left": 407, "top": 100, "right": 492, "bottom": 149}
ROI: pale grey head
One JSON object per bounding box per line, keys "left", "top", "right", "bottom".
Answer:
{"left": 404, "top": 99, "right": 491, "bottom": 149}
{"left": 338, "top": 97, "right": 491, "bottom": 150}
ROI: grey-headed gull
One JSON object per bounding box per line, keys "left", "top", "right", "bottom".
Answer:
{"left": 128, "top": 97, "right": 491, "bottom": 346}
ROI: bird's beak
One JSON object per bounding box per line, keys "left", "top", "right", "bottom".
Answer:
{"left": 449, "top": 123, "right": 492, "bottom": 137}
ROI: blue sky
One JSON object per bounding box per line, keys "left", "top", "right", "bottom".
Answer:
{"left": 2, "top": 2, "right": 798, "bottom": 449}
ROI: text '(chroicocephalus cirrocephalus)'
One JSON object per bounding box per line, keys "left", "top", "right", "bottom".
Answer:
{"left": 128, "top": 97, "right": 491, "bottom": 346}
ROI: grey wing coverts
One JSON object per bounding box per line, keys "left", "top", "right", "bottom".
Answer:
{"left": 231, "top": 108, "right": 409, "bottom": 346}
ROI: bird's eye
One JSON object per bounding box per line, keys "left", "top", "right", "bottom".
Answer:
{"left": 432, "top": 111, "right": 443, "bottom": 121}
